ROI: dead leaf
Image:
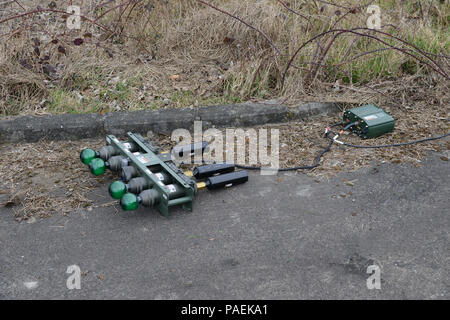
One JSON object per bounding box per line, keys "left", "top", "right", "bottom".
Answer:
{"left": 73, "top": 38, "right": 84, "bottom": 46}
{"left": 57, "top": 45, "right": 66, "bottom": 54}
{"left": 19, "top": 59, "right": 32, "bottom": 70}
{"left": 223, "top": 36, "right": 235, "bottom": 44}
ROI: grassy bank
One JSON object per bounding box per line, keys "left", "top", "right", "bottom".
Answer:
{"left": 0, "top": 0, "right": 448, "bottom": 116}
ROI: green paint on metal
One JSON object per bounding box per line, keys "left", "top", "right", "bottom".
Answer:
{"left": 106, "top": 133, "right": 196, "bottom": 217}
{"left": 89, "top": 158, "right": 106, "bottom": 176}
{"left": 109, "top": 181, "right": 127, "bottom": 199}
{"left": 120, "top": 193, "right": 139, "bottom": 211}
{"left": 343, "top": 104, "right": 395, "bottom": 139}
{"left": 80, "top": 148, "right": 97, "bottom": 165}
{"left": 81, "top": 132, "right": 198, "bottom": 216}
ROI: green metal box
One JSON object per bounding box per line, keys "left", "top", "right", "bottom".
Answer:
{"left": 343, "top": 104, "right": 395, "bottom": 139}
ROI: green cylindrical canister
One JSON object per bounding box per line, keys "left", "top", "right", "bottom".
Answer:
{"left": 80, "top": 148, "right": 97, "bottom": 165}
{"left": 109, "top": 181, "right": 127, "bottom": 199}
{"left": 80, "top": 141, "right": 138, "bottom": 165}
{"left": 89, "top": 158, "right": 106, "bottom": 176}
{"left": 120, "top": 193, "right": 139, "bottom": 211}
{"left": 118, "top": 183, "right": 186, "bottom": 211}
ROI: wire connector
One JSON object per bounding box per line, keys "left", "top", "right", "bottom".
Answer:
{"left": 332, "top": 135, "right": 344, "bottom": 145}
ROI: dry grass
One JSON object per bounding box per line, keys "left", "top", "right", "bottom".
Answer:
{"left": 0, "top": 0, "right": 448, "bottom": 115}
{"left": 0, "top": 139, "right": 106, "bottom": 221}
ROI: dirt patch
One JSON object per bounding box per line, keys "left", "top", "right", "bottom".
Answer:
{"left": 1, "top": 1, "right": 448, "bottom": 115}
{"left": 0, "top": 139, "right": 111, "bottom": 221}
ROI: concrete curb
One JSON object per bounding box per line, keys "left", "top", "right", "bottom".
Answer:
{"left": 0, "top": 102, "right": 340, "bottom": 143}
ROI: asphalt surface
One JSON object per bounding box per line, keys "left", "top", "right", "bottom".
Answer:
{"left": 0, "top": 152, "right": 449, "bottom": 299}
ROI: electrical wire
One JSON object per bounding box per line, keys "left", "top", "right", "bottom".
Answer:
{"left": 192, "top": 120, "right": 449, "bottom": 172}
{"left": 235, "top": 139, "right": 335, "bottom": 171}
{"left": 232, "top": 121, "right": 449, "bottom": 172}
{"left": 328, "top": 132, "right": 450, "bottom": 149}
{"left": 327, "top": 121, "right": 450, "bottom": 148}
{"left": 342, "top": 121, "right": 359, "bottom": 131}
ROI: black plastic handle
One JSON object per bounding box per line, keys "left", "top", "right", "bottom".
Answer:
{"left": 205, "top": 171, "right": 248, "bottom": 190}
{"left": 172, "top": 141, "right": 208, "bottom": 158}
{"left": 193, "top": 163, "right": 235, "bottom": 179}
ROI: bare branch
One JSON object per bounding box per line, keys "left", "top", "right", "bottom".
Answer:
{"left": 282, "top": 27, "right": 449, "bottom": 88}
{"left": 196, "top": 0, "right": 282, "bottom": 56}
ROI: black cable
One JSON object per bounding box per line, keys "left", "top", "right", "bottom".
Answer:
{"left": 330, "top": 122, "right": 344, "bottom": 128}
{"left": 343, "top": 121, "right": 359, "bottom": 131}
{"left": 234, "top": 124, "right": 449, "bottom": 171}
{"left": 234, "top": 122, "right": 344, "bottom": 171}
{"left": 196, "top": 121, "right": 449, "bottom": 172}
{"left": 235, "top": 139, "right": 335, "bottom": 171}
{"left": 331, "top": 132, "right": 450, "bottom": 149}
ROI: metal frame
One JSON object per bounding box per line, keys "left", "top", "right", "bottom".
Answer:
{"left": 106, "top": 132, "right": 195, "bottom": 216}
